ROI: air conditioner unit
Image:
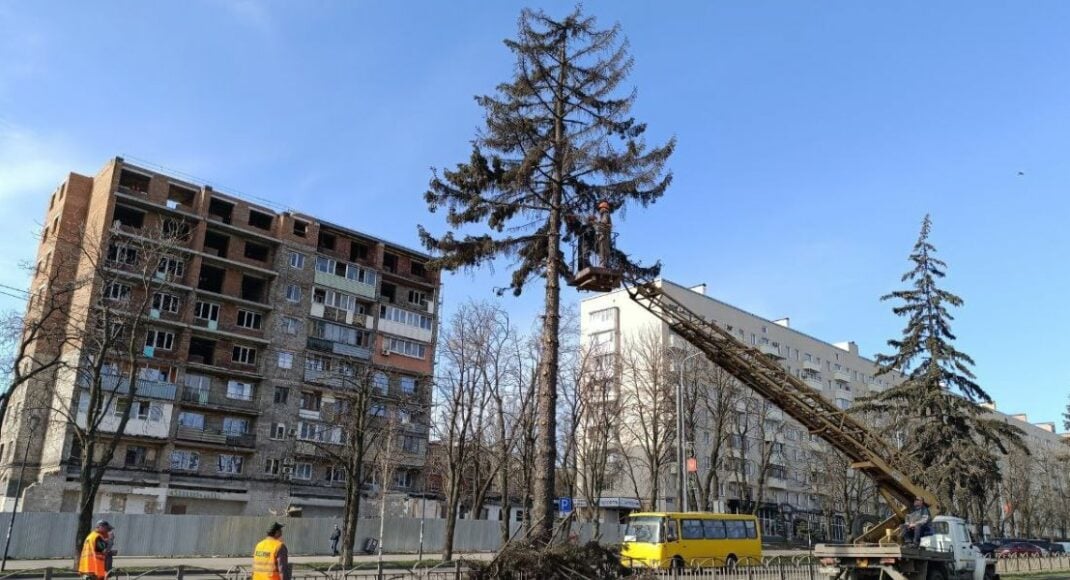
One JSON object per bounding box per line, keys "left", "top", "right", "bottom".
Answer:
{"left": 381, "top": 348, "right": 390, "bottom": 356}
{"left": 282, "top": 457, "right": 295, "bottom": 466}
{"left": 281, "top": 466, "right": 293, "bottom": 474}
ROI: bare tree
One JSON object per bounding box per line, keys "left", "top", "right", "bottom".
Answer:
{"left": 38, "top": 221, "right": 189, "bottom": 557}
{"left": 694, "top": 365, "right": 743, "bottom": 512}
{"left": 574, "top": 339, "right": 624, "bottom": 539}
{"left": 616, "top": 326, "right": 675, "bottom": 510}
{"left": 805, "top": 442, "right": 880, "bottom": 538}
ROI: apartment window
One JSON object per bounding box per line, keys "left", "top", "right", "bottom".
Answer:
{"left": 289, "top": 251, "right": 306, "bottom": 269}
{"left": 835, "top": 398, "right": 851, "bottom": 410}
{"left": 346, "top": 264, "right": 375, "bottom": 285}
{"left": 124, "top": 446, "right": 148, "bottom": 467}
{"left": 236, "top": 310, "right": 263, "bottom": 330}
{"left": 407, "top": 289, "right": 427, "bottom": 307}
{"left": 370, "top": 403, "right": 386, "bottom": 417}
{"left": 232, "top": 346, "right": 257, "bottom": 365}
{"left": 318, "top": 231, "right": 336, "bottom": 250}
{"left": 170, "top": 450, "right": 200, "bottom": 471}
{"left": 105, "top": 282, "right": 131, "bottom": 301}
{"left": 217, "top": 454, "right": 243, "bottom": 474}
{"left": 383, "top": 253, "right": 398, "bottom": 273}
{"left": 350, "top": 241, "right": 369, "bottom": 261}
{"left": 273, "top": 387, "right": 289, "bottom": 405}
{"left": 410, "top": 261, "right": 427, "bottom": 278}
{"left": 313, "top": 287, "right": 357, "bottom": 311}
{"left": 400, "top": 376, "right": 416, "bottom": 395}
{"left": 305, "top": 353, "right": 330, "bottom": 373}
{"left": 293, "top": 462, "right": 312, "bottom": 480}
{"left": 292, "top": 219, "right": 308, "bottom": 237}
{"left": 402, "top": 435, "right": 421, "bottom": 454}
{"left": 140, "top": 363, "right": 177, "bottom": 383}
{"left": 152, "top": 292, "right": 180, "bottom": 313}
{"left": 285, "top": 284, "right": 302, "bottom": 303}
{"left": 300, "top": 391, "right": 322, "bottom": 412}
{"left": 277, "top": 351, "right": 294, "bottom": 369}
{"left": 226, "top": 380, "right": 254, "bottom": 401}
{"left": 590, "top": 309, "right": 615, "bottom": 325}
{"left": 298, "top": 421, "right": 322, "bottom": 441}
{"left": 386, "top": 337, "right": 427, "bottom": 359}
{"left": 327, "top": 466, "right": 346, "bottom": 483}
{"left": 178, "top": 412, "right": 205, "bottom": 430}
{"left": 372, "top": 372, "right": 389, "bottom": 394}
{"left": 248, "top": 210, "right": 273, "bottom": 230}
{"left": 379, "top": 305, "right": 433, "bottom": 330}
{"left": 157, "top": 257, "right": 185, "bottom": 279}
{"left": 271, "top": 423, "right": 286, "bottom": 440}
{"left": 265, "top": 458, "right": 281, "bottom": 475}
{"left": 107, "top": 243, "right": 138, "bottom": 266}
{"left": 222, "top": 416, "right": 249, "bottom": 435}
{"left": 194, "top": 301, "right": 220, "bottom": 322}
{"left": 243, "top": 242, "right": 269, "bottom": 262}
{"left": 145, "top": 329, "right": 175, "bottom": 351}
{"left": 394, "top": 470, "right": 413, "bottom": 488}
{"left": 310, "top": 320, "right": 369, "bottom": 347}
{"left": 114, "top": 400, "right": 150, "bottom": 420}
{"left": 282, "top": 316, "right": 300, "bottom": 335}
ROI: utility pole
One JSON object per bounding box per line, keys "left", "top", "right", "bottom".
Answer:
{"left": 2, "top": 416, "right": 38, "bottom": 571}
{"left": 673, "top": 348, "right": 702, "bottom": 513}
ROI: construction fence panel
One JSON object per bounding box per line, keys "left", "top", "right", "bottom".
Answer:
{"left": 0, "top": 513, "right": 626, "bottom": 559}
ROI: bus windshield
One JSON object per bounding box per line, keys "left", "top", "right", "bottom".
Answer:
{"left": 624, "top": 516, "right": 664, "bottom": 544}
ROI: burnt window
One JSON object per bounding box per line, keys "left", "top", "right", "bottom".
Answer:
{"left": 208, "top": 198, "right": 234, "bottom": 224}
{"left": 248, "top": 210, "right": 273, "bottom": 231}
{"left": 240, "top": 275, "right": 267, "bottom": 303}
{"left": 350, "top": 241, "right": 369, "bottom": 262}
{"left": 188, "top": 337, "right": 216, "bottom": 365}
{"left": 166, "top": 184, "right": 196, "bottom": 211}
{"left": 112, "top": 205, "right": 145, "bottom": 229}
{"left": 410, "top": 261, "right": 427, "bottom": 278}
{"left": 382, "top": 253, "right": 398, "bottom": 273}
{"left": 380, "top": 282, "right": 396, "bottom": 303}
{"left": 118, "top": 169, "right": 150, "bottom": 193}
{"left": 204, "top": 231, "right": 229, "bottom": 258}
{"left": 293, "top": 220, "right": 308, "bottom": 237}
{"left": 243, "top": 241, "right": 269, "bottom": 262}
{"left": 318, "top": 231, "right": 336, "bottom": 251}
{"left": 198, "top": 264, "right": 226, "bottom": 293}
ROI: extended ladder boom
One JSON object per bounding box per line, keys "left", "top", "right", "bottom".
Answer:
{"left": 626, "top": 281, "right": 938, "bottom": 543}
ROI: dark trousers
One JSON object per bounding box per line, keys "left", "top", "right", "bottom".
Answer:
{"left": 901, "top": 523, "right": 925, "bottom": 544}
{"left": 330, "top": 539, "right": 339, "bottom": 555}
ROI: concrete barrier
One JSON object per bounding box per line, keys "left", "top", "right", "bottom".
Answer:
{"left": 0, "top": 513, "right": 626, "bottom": 559}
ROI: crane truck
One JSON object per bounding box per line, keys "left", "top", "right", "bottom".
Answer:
{"left": 592, "top": 276, "right": 999, "bottom": 580}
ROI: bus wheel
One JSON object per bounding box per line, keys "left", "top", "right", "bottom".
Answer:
{"left": 725, "top": 554, "right": 738, "bottom": 569}
{"left": 671, "top": 556, "right": 685, "bottom": 572}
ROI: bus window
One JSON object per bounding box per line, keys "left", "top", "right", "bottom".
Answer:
{"left": 745, "top": 520, "right": 758, "bottom": 539}
{"left": 681, "top": 519, "right": 705, "bottom": 540}
{"left": 703, "top": 520, "right": 726, "bottom": 539}
{"left": 666, "top": 519, "right": 679, "bottom": 542}
{"left": 624, "top": 516, "right": 663, "bottom": 544}
{"left": 726, "top": 520, "right": 747, "bottom": 539}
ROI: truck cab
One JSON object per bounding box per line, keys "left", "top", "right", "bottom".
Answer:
{"left": 816, "top": 516, "right": 997, "bottom": 580}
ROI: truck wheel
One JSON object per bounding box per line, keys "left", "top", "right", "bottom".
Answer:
{"left": 926, "top": 567, "right": 947, "bottom": 580}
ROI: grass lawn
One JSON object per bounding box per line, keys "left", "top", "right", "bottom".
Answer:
{"left": 1003, "top": 573, "right": 1070, "bottom": 579}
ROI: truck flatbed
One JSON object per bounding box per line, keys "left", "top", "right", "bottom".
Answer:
{"left": 816, "top": 543, "right": 953, "bottom": 562}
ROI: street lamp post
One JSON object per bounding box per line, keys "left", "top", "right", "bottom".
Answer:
{"left": 674, "top": 349, "right": 703, "bottom": 513}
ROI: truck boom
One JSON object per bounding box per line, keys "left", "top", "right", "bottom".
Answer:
{"left": 625, "top": 280, "right": 939, "bottom": 543}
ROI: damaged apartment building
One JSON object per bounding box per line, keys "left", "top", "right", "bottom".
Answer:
{"left": 0, "top": 157, "right": 439, "bottom": 516}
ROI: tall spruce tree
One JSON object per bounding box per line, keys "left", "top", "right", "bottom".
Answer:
{"left": 859, "top": 215, "right": 1024, "bottom": 509}
{"left": 419, "top": 7, "right": 673, "bottom": 542}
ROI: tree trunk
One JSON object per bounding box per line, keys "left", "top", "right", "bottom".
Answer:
{"left": 531, "top": 194, "right": 561, "bottom": 544}
{"left": 341, "top": 461, "right": 362, "bottom": 568}
{"left": 498, "top": 450, "right": 510, "bottom": 546}
{"left": 75, "top": 441, "right": 96, "bottom": 565}
{"left": 442, "top": 473, "right": 461, "bottom": 561}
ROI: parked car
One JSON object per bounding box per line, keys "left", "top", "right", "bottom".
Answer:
{"left": 995, "top": 542, "right": 1045, "bottom": 557}
{"left": 1057, "top": 542, "right": 1070, "bottom": 553}
{"left": 1029, "top": 539, "right": 1065, "bottom": 554}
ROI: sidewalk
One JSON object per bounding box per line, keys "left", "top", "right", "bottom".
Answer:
{"left": 1, "top": 552, "right": 494, "bottom": 571}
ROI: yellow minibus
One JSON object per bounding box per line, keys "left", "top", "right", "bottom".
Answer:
{"left": 621, "top": 512, "right": 762, "bottom": 570}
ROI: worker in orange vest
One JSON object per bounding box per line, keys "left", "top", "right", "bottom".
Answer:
{"left": 252, "top": 522, "right": 291, "bottom": 580}
{"left": 78, "top": 520, "right": 112, "bottom": 580}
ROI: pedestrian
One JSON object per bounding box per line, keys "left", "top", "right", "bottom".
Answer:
{"left": 104, "top": 529, "right": 117, "bottom": 573}
{"left": 252, "top": 522, "right": 291, "bottom": 580}
{"left": 78, "top": 520, "right": 112, "bottom": 580}
{"left": 900, "top": 497, "right": 932, "bottom": 546}
{"left": 330, "top": 524, "right": 341, "bottom": 556}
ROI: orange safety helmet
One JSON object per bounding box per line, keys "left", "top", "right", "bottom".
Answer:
{"left": 597, "top": 201, "right": 611, "bottom": 212}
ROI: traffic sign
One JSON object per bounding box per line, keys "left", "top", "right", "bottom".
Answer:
{"left": 559, "top": 497, "right": 573, "bottom": 513}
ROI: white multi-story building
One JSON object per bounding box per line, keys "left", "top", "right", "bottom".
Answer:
{"left": 578, "top": 278, "right": 1065, "bottom": 541}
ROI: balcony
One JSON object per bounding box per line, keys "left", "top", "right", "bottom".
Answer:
{"left": 306, "top": 336, "right": 371, "bottom": 361}
{"left": 758, "top": 344, "right": 784, "bottom": 359}
{"left": 802, "top": 360, "right": 821, "bottom": 373}
{"left": 378, "top": 319, "right": 433, "bottom": 344}
{"left": 314, "top": 270, "right": 376, "bottom": 300}
{"left": 179, "top": 387, "right": 259, "bottom": 414}
{"left": 175, "top": 426, "right": 256, "bottom": 448}
{"left": 833, "top": 370, "right": 851, "bottom": 383}
{"left": 95, "top": 374, "right": 178, "bottom": 401}
{"left": 804, "top": 377, "right": 825, "bottom": 391}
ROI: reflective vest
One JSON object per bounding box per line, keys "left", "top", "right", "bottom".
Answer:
{"left": 78, "top": 530, "right": 107, "bottom": 578}
{"left": 252, "top": 536, "right": 283, "bottom": 580}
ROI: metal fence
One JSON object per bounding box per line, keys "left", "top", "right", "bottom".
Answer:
{"left": 995, "top": 554, "right": 1070, "bottom": 574}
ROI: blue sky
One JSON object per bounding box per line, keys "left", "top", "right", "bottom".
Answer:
{"left": 1, "top": 1, "right": 1067, "bottom": 426}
